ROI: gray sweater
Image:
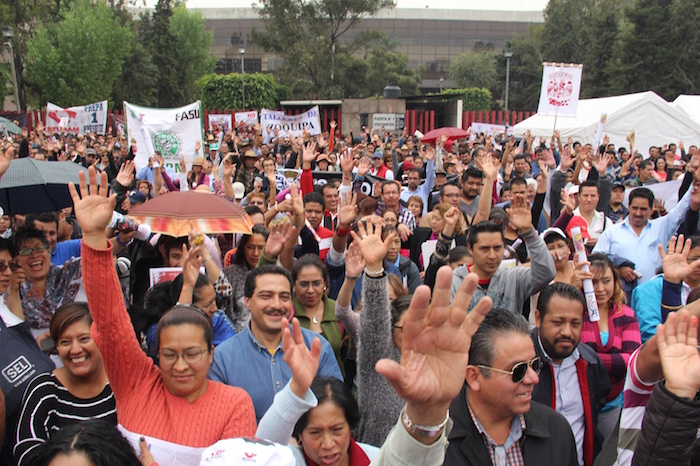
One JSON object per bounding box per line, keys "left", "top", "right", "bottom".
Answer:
{"left": 450, "top": 226, "right": 556, "bottom": 315}
{"left": 356, "top": 273, "right": 404, "bottom": 447}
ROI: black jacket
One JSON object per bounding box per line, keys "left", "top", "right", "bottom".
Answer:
{"left": 531, "top": 329, "right": 611, "bottom": 462}
{"left": 632, "top": 382, "right": 700, "bottom": 466}
{"left": 446, "top": 385, "right": 578, "bottom": 466}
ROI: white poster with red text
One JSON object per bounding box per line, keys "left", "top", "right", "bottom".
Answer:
{"left": 45, "top": 100, "right": 108, "bottom": 135}
{"left": 537, "top": 63, "right": 583, "bottom": 117}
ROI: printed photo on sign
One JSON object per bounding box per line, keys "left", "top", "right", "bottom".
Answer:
{"left": 234, "top": 111, "right": 259, "bottom": 128}
{"left": 208, "top": 114, "right": 232, "bottom": 132}
{"left": 537, "top": 63, "right": 583, "bottom": 117}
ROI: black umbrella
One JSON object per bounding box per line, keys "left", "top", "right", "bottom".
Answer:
{"left": 0, "top": 158, "right": 98, "bottom": 215}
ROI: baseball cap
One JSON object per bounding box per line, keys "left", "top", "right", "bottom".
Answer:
{"left": 86, "top": 148, "right": 97, "bottom": 156}
{"left": 128, "top": 190, "right": 147, "bottom": 205}
{"left": 612, "top": 181, "right": 625, "bottom": 191}
{"left": 566, "top": 216, "right": 590, "bottom": 239}
{"left": 540, "top": 227, "right": 567, "bottom": 242}
{"left": 435, "top": 168, "right": 447, "bottom": 175}
{"left": 200, "top": 437, "right": 295, "bottom": 466}
{"left": 372, "top": 152, "right": 383, "bottom": 159}
{"left": 232, "top": 182, "right": 246, "bottom": 199}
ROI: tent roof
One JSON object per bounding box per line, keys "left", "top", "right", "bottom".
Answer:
{"left": 513, "top": 91, "right": 700, "bottom": 153}
{"left": 672, "top": 95, "right": 700, "bottom": 125}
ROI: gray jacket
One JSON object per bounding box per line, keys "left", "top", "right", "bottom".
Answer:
{"left": 450, "top": 226, "right": 556, "bottom": 315}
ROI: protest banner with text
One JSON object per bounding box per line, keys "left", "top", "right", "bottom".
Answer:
{"left": 261, "top": 106, "right": 322, "bottom": 141}
{"left": 45, "top": 100, "right": 108, "bottom": 135}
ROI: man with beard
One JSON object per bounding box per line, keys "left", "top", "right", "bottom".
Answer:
{"left": 605, "top": 182, "right": 628, "bottom": 223}
{"left": 532, "top": 283, "right": 611, "bottom": 466}
{"left": 460, "top": 166, "right": 483, "bottom": 220}
{"left": 209, "top": 265, "right": 342, "bottom": 422}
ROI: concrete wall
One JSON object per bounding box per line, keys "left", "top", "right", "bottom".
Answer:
{"left": 341, "top": 99, "right": 406, "bottom": 135}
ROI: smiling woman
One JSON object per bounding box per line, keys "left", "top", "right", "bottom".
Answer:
{"left": 15, "top": 303, "right": 116, "bottom": 466}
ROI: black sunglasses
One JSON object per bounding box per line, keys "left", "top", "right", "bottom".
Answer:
{"left": 477, "top": 357, "right": 542, "bottom": 383}
{"left": 0, "top": 261, "right": 19, "bottom": 273}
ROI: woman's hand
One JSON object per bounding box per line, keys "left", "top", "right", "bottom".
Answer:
{"left": 345, "top": 241, "right": 366, "bottom": 278}
{"left": 350, "top": 218, "right": 393, "bottom": 272}
{"left": 570, "top": 254, "right": 593, "bottom": 290}
{"left": 376, "top": 268, "right": 491, "bottom": 429}
{"left": 659, "top": 235, "right": 700, "bottom": 284}
{"left": 69, "top": 167, "right": 115, "bottom": 249}
{"left": 138, "top": 437, "right": 157, "bottom": 466}
{"left": 442, "top": 206, "right": 459, "bottom": 237}
{"left": 283, "top": 317, "right": 321, "bottom": 399}
{"left": 656, "top": 310, "right": 700, "bottom": 399}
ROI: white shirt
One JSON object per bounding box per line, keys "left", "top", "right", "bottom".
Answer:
{"left": 573, "top": 207, "right": 612, "bottom": 239}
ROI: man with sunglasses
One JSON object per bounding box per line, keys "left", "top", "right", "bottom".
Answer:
{"left": 532, "top": 283, "right": 611, "bottom": 466}
{"left": 446, "top": 307, "right": 578, "bottom": 465}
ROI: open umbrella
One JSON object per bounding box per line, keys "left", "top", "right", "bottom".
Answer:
{"left": 128, "top": 191, "right": 254, "bottom": 237}
{"left": 419, "top": 127, "right": 470, "bottom": 144}
{"left": 0, "top": 158, "right": 96, "bottom": 215}
{"left": 0, "top": 117, "right": 21, "bottom": 135}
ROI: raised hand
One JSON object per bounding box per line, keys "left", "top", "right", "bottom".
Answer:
{"left": 506, "top": 194, "right": 533, "bottom": 233}
{"left": 222, "top": 156, "right": 234, "bottom": 178}
{"left": 339, "top": 148, "right": 354, "bottom": 174}
{"left": 330, "top": 120, "right": 337, "bottom": 130}
{"left": 68, "top": 167, "right": 115, "bottom": 248}
{"left": 283, "top": 317, "right": 322, "bottom": 398}
{"left": 424, "top": 145, "right": 435, "bottom": 161}
{"left": 659, "top": 235, "right": 700, "bottom": 284}
{"left": 561, "top": 188, "right": 577, "bottom": 215}
{"left": 265, "top": 219, "right": 294, "bottom": 259}
{"left": 350, "top": 218, "right": 394, "bottom": 270}
{"left": 0, "top": 146, "right": 13, "bottom": 179}
{"left": 375, "top": 269, "right": 492, "bottom": 425}
{"left": 656, "top": 310, "right": 700, "bottom": 399}
{"left": 593, "top": 153, "right": 611, "bottom": 174}
{"left": 478, "top": 153, "right": 498, "bottom": 179}
{"left": 345, "top": 241, "right": 366, "bottom": 278}
{"left": 179, "top": 245, "right": 202, "bottom": 298}
{"left": 302, "top": 142, "right": 317, "bottom": 166}
{"left": 337, "top": 191, "right": 358, "bottom": 228}
{"left": 357, "top": 156, "right": 371, "bottom": 178}
{"left": 560, "top": 145, "right": 575, "bottom": 170}
{"left": 289, "top": 183, "right": 304, "bottom": 224}
{"left": 116, "top": 160, "right": 135, "bottom": 187}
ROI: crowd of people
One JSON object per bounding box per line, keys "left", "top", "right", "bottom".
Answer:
{"left": 0, "top": 118, "right": 700, "bottom": 466}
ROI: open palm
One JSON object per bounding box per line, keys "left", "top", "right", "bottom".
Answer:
{"left": 283, "top": 317, "right": 322, "bottom": 398}
{"left": 68, "top": 168, "right": 115, "bottom": 237}
{"left": 376, "top": 268, "right": 492, "bottom": 407}
{"left": 657, "top": 310, "right": 700, "bottom": 399}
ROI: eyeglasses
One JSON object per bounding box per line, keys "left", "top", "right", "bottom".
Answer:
{"left": 18, "top": 244, "right": 48, "bottom": 256}
{"left": 0, "top": 261, "right": 19, "bottom": 273}
{"left": 296, "top": 280, "right": 324, "bottom": 290}
{"left": 158, "top": 348, "right": 208, "bottom": 367}
{"left": 477, "top": 357, "right": 542, "bottom": 383}
{"left": 393, "top": 325, "right": 403, "bottom": 332}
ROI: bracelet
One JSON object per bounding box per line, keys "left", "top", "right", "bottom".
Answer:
{"left": 439, "top": 231, "right": 455, "bottom": 241}
{"left": 115, "top": 234, "right": 133, "bottom": 248}
{"left": 401, "top": 406, "right": 450, "bottom": 438}
{"left": 345, "top": 273, "right": 361, "bottom": 280}
{"left": 661, "top": 303, "right": 683, "bottom": 311}
{"left": 364, "top": 267, "right": 384, "bottom": 278}
{"left": 336, "top": 226, "right": 352, "bottom": 237}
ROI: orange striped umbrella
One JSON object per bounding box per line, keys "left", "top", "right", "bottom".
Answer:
{"left": 128, "top": 191, "right": 254, "bottom": 237}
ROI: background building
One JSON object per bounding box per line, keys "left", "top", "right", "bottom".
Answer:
{"left": 179, "top": 0, "right": 545, "bottom": 92}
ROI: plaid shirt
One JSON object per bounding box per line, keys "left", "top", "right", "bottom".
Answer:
{"left": 468, "top": 400, "right": 526, "bottom": 466}
{"left": 375, "top": 201, "right": 417, "bottom": 231}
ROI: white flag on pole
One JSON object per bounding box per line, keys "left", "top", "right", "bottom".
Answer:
{"left": 537, "top": 63, "right": 583, "bottom": 117}
{"left": 124, "top": 101, "right": 204, "bottom": 172}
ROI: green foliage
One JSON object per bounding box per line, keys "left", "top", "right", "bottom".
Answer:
{"left": 364, "top": 47, "right": 422, "bottom": 97}
{"left": 169, "top": 6, "right": 216, "bottom": 103}
{"left": 494, "top": 26, "right": 544, "bottom": 111}
{"left": 25, "top": 0, "right": 131, "bottom": 107}
{"left": 253, "top": 0, "right": 396, "bottom": 99}
{"left": 448, "top": 53, "right": 498, "bottom": 90}
{"left": 441, "top": 88, "right": 492, "bottom": 112}
{"left": 196, "top": 73, "right": 288, "bottom": 109}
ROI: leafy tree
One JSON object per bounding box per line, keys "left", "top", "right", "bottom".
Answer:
{"left": 582, "top": 0, "right": 623, "bottom": 98}
{"left": 0, "top": 0, "right": 70, "bottom": 108}
{"left": 441, "top": 88, "right": 492, "bottom": 111}
{"left": 196, "top": 73, "right": 289, "bottom": 110}
{"left": 144, "top": 0, "right": 182, "bottom": 107}
{"left": 495, "top": 26, "right": 544, "bottom": 111}
{"left": 25, "top": 0, "right": 131, "bottom": 107}
{"left": 253, "top": 0, "right": 395, "bottom": 99}
{"left": 448, "top": 52, "right": 498, "bottom": 90}
{"left": 364, "top": 46, "right": 422, "bottom": 97}
{"left": 169, "top": 6, "right": 216, "bottom": 103}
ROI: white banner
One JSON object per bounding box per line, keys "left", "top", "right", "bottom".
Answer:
{"left": 537, "top": 63, "right": 583, "bottom": 117}
{"left": 470, "top": 123, "right": 514, "bottom": 136}
{"left": 261, "top": 106, "right": 322, "bottom": 141}
{"left": 45, "top": 100, "right": 108, "bottom": 135}
{"left": 125, "top": 101, "right": 204, "bottom": 172}
{"left": 234, "top": 110, "right": 259, "bottom": 128}
{"left": 208, "top": 114, "right": 232, "bottom": 132}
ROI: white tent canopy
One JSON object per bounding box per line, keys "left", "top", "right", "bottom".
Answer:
{"left": 672, "top": 95, "right": 700, "bottom": 126}
{"left": 513, "top": 91, "right": 700, "bottom": 156}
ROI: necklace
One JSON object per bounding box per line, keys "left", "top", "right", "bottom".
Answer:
{"left": 310, "top": 300, "right": 323, "bottom": 325}
{"left": 312, "top": 316, "right": 318, "bottom": 324}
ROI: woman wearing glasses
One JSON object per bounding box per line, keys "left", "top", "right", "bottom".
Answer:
{"left": 291, "top": 254, "right": 347, "bottom": 377}
{"left": 12, "top": 227, "right": 83, "bottom": 339}
{"left": 68, "top": 168, "right": 256, "bottom": 449}
{"left": 15, "top": 303, "right": 116, "bottom": 466}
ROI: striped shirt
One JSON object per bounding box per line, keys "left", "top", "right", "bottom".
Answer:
{"left": 581, "top": 304, "right": 641, "bottom": 402}
{"left": 615, "top": 347, "right": 658, "bottom": 466}
{"left": 15, "top": 373, "right": 116, "bottom": 465}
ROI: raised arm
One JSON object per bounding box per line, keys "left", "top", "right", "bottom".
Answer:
{"left": 473, "top": 154, "right": 497, "bottom": 224}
